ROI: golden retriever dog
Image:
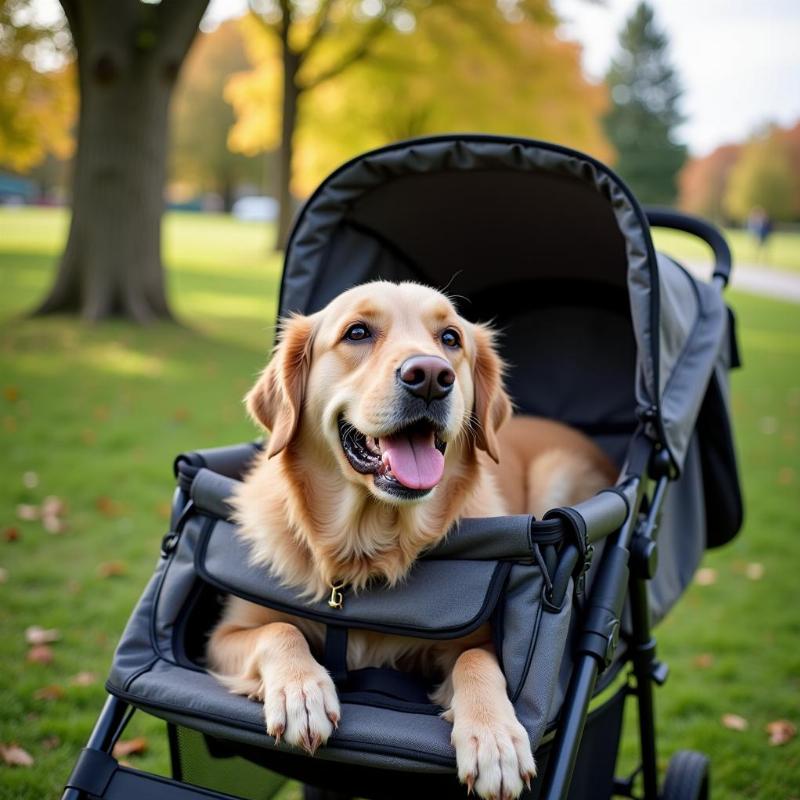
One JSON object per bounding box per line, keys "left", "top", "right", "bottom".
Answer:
{"left": 208, "top": 281, "right": 616, "bottom": 800}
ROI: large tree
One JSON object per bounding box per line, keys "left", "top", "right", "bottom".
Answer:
{"left": 603, "top": 2, "right": 686, "bottom": 204}
{"left": 35, "top": 0, "right": 209, "bottom": 323}
{"left": 227, "top": 0, "right": 610, "bottom": 247}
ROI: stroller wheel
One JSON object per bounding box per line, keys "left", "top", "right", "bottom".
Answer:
{"left": 303, "top": 786, "right": 352, "bottom": 800}
{"left": 660, "top": 749, "right": 710, "bottom": 800}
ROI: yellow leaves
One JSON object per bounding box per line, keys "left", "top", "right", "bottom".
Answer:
{"left": 227, "top": 2, "right": 614, "bottom": 197}
{"left": 0, "top": 61, "right": 77, "bottom": 173}
{"left": 225, "top": 61, "right": 282, "bottom": 156}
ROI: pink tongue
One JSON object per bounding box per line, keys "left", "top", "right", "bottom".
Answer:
{"left": 378, "top": 429, "right": 444, "bottom": 490}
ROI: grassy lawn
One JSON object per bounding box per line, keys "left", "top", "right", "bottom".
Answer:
{"left": 1, "top": 207, "right": 798, "bottom": 799}
{"left": 652, "top": 226, "right": 800, "bottom": 274}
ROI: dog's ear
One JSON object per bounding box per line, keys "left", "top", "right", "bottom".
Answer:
{"left": 246, "top": 313, "right": 316, "bottom": 458}
{"left": 471, "top": 323, "right": 512, "bottom": 464}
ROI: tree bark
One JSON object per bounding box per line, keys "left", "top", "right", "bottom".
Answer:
{"left": 275, "top": 44, "right": 300, "bottom": 252}
{"left": 35, "top": 0, "right": 208, "bottom": 323}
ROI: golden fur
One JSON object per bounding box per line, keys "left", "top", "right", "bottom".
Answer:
{"left": 207, "top": 281, "right": 617, "bottom": 799}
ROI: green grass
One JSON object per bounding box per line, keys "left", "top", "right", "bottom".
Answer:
{"left": 1, "top": 208, "right": 799, "bottom": 799}
{"left": 652, "top": 226, "right": 800, "bottom": 274}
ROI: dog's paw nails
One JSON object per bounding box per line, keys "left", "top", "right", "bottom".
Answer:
{"left": 522, "top": 768, "right": 535, "bottom": 791}
{"left": 453, "top": 713, "right": 533, "bottom": 800}
{"left": 302, "top": 732, "right": 323, "bottom": 755}
{"left": 328, "top": 711, "right": 340, "bottom": 729}
{"left": 465, "top": 774, "right": 475, "bottom": 795}
{"left": 268, "top": 723, "right": 284, "bottom": 745}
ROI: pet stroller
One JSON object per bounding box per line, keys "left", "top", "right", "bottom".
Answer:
{"left": 63, "top": 135, "right": 742, "bottom": 800}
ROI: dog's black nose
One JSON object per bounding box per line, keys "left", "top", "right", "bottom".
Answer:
{"left": 398, "top": 355, "right": 455, "bottom": 402}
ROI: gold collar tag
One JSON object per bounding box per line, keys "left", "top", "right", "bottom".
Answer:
{"left": 327, "top": 580, "right": 346, "bottom": 610}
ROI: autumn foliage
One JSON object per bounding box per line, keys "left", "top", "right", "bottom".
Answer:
{"left": 679, "top": 121, "right": 800, "bottom": 223}
{"left": 0, "top": 1, "right": 76, "bottom": 172}
{"left": 226, "top": 2, "right": 612, "bottom": 200}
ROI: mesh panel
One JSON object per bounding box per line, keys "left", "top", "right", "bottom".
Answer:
{"left": 169, "top": 725, "right": 289, "bottom": 800}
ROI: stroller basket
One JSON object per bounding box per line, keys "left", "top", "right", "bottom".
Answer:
{"left": 64, "top": 135, "right": 742, "bottom": 800}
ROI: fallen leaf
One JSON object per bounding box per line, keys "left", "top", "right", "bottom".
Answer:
{"left": 112, "top": 737, "right": 148, "bottom": 758}
{"left": 2, "top": 386, "right": 20, "bottom": 403}
{"left": 765, "top": 719, "right": 797, "bottom": 746}
{"left": 695, "top": 567, "right": 718, "bottom": 586}
{"left": 80, "top": 429, "right": 96, "bottom": 446}
{"left": 0, "top": 566, "right": 7, "bottom": 583}
{"left": 93, "top": 405, "right": 110, "bottom": 421}
{"left": 97, "top": 561, "right": 127, "bottom": 578}
{"left": 69, "top": 671, "right": 97, "bottom": 687}
{"left": 16, "top": 504, "right": 39, "bottom": 521}
{"left": 745, "top": 562, "right": 765, "bottom": 581}
{"left": 27, "top": 645, "right": 54, "bottom": 664}
{"left": 41, "top": 496, "right": 66, "bottom": 517}
{"left": 172, "top": 407, "right": 190, "bottom": 422}
{"left": 95, "top": 496, "right": 122, "bottom": 518}
{"left": 3, "top": 416, "right": 16, "bottom": 432}
{"left": 0, "top": 743, "right": 33, "bottom": 767}
{"left": 3, "top": 527, "right": 20, "bottom": 542}
{"left": 155, "top": 501, "right": 171, "bottom": 520}
{"left": 34, "top": 685, "right": 64, "bottom": 701}
{"left": 41, "top": 735, "right": 60, "bottom": 751}
{"left": 42, "top": 515, "right": 67, "bottom": 534}
{"left": 25, "top": 626, "right": 60, "bottom": 645}
{"left": 721, "top": 713, "right": 748, "bottom": 731}
{"left": 22, "top": 471, "right": 39, "bottom": 489}
{"left": 758, "top": 416, "right": 778, "bottom": 435}
{"left": 693, "top": 653, "right": 714, "bottom": 669}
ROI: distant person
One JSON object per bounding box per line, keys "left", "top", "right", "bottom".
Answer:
{"left": 747, "top": 207, "right": 773, "bottom": 263}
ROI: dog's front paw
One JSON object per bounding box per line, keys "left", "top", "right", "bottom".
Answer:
{"left": 451, "top": 710, "right": 536, "bottom": 799}
{"left": 262, "top": 661, "right": 341, "bottom": 754}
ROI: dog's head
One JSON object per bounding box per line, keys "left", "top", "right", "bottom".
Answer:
{"left": 246, "top": 282, "right": 511, "bottom": 504}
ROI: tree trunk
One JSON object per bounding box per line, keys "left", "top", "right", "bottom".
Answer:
{"left": 35, "top": 0, "right": 208, "bottom": 323}
{"left": 275, "top": 49, "right": 300, "bottom": 252}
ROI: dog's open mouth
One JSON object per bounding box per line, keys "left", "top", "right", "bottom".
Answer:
{"left": 338, "top": 415, "right": 447, "bottom": 498}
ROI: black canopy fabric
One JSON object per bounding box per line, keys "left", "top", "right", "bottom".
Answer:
{"left": 278, "top": 135, "right": 730, "bottom": 475}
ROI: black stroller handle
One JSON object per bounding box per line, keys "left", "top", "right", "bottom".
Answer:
{"left": 644, "top": 206, "right": 733, "bottom": 288}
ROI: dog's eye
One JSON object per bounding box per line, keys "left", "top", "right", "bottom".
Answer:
{"left": 344, "top": 323, "right": 371, "bottom": 342}
{"left": 441, "top": 328, "right": 461, "bottom": 349}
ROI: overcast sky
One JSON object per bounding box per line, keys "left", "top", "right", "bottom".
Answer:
{"left": 554, "top": 0, "right": 800, "bottom": 156}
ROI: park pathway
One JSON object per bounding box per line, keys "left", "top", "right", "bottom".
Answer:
{"left": 685, "top": 261, "right": 800, "bottom": 304}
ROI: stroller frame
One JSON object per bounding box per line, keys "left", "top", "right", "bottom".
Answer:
{"left": 63, "top": 425, "right": 698, "bottom": 800}
{"left": 62, "top": 136, "right": 738, "bottom": 800}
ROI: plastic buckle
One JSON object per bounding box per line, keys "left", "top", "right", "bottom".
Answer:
{"left": 160, "top": 531, "right": 179, "bottom": 558}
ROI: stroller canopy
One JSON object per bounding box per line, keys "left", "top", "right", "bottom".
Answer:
{"left": 279, "top": 135, "right": 730, "bottom": 477}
